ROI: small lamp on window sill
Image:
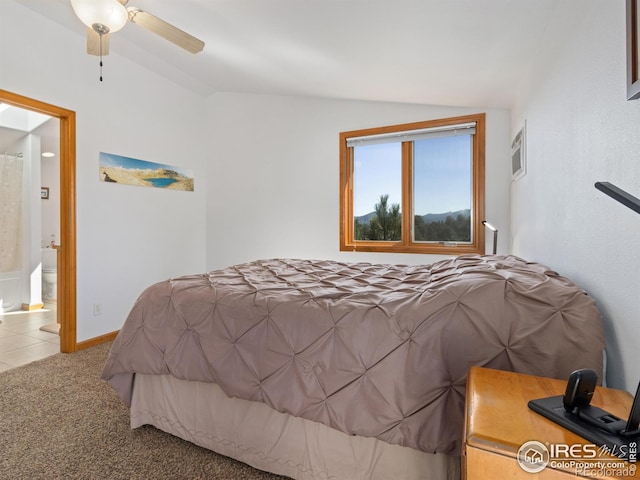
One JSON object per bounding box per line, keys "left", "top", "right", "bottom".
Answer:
{"left": 482, "top": 221, "right": 498, "bottom": 255}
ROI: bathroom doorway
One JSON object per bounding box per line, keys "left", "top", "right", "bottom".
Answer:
{"left": 0, "top": 89, "right": 76, "bottom": 353}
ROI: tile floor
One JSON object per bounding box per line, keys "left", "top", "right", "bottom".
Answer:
{"left": 0, "top": 302, "right": 60, "bottom": 373}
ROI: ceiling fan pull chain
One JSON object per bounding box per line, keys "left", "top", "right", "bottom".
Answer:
{"left": 99, "top": 33, "right": 104, "bottom": 82}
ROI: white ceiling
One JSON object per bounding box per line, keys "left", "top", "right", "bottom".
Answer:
{"left": 0, "top": 105, "right": 58, "bottom": 158}
{"left": 15, "top": 0, "right": 579, "bottom": 109}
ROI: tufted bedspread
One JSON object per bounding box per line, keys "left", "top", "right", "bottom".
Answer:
{"left": 101, "top": 255, "right": 605, "bottom": 455}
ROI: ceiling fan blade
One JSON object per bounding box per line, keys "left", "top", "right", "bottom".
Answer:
{"left": 127, "top": 8, "right": 205, "bottom": 54}
{"left": 86, "top": 28, "right": 110, "bottom": 56}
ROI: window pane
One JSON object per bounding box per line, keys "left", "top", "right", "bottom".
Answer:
{"left": 413, "top": 135, "right": 472, "bottom": 243}
{"left": 353, "top": 143, "right": 402, "bottom": 241}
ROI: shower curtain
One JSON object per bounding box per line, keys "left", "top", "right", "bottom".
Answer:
{"left": 0, "top": 153, "right": 23, "bottom": 273}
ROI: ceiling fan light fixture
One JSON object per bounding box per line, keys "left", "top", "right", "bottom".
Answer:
{"left": 71, "top": 0, "right": 128, "bottom": 34}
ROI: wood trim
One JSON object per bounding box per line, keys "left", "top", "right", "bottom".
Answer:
{"left": 0, "top": 89, "right": 77, "bottom": 353}
{"left": 339, "top": 113, "right": 486, "bottom": 255}
{"left": 59, "top": 106, "right": 77, "bottom": 353}
{"left": 339, "top": 131, "right": 353, "bottom": 251}
{"left": 22, "top": 303, "right": 45, "bottom": 311}
{"left": 627, "top": 0, "right": 640, "bottom": 100}
{"left": 76, "top": 330, "right": 119, "bottom": 351}
{"left": 473, "top": 113, "right": 486, "bottom": 255}
{"left": 401, "top": 141, "right": 413, "bottom": 246}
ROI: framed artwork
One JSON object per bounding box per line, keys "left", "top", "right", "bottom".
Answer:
{"left": 511, "top": 123, "right": 526, "bottom": 181}
{"left": 98, "top": 152, "right": 194, "bottom": 191}
{"left": 627, "top": 0, "right": 640, "bottom": 100}
{"left": 41, "top": 187, "right": 49, "bottom": 199}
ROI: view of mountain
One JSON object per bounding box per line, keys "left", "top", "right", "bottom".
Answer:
{"left": 355, "top": 208, "right": 470, "bottom": 224}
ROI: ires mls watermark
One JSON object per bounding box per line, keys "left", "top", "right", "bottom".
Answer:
{"left": 517, "top": 440, "right": 638, "bottom": 476}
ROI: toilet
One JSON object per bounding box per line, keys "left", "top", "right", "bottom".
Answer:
{"left": 41, "top": 247, "right": 57, "bottom": 300}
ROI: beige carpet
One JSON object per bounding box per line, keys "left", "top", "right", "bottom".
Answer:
{"left": 0, "top": 341, "right": 288, "bottom": 479}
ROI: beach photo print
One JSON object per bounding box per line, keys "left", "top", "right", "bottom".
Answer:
{"left": 99, "top": 152, "right": 194, "bottom": 191}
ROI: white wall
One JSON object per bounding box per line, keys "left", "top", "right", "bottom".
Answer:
{"left": 1, "top": 1, "right": 208, "bottom": 342}
{"left": 206, "top": 92, "right": 511, "bottom": 269}
{"left": 41, "top": 121, "right": 61, "bottom": 249}
{"left": 21, "top": 134, "right": 43, "bottom": 308}
{"left": 512, "top": 1, "right": 640, "bottom": 391}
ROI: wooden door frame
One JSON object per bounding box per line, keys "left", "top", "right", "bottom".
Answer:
{"left": 0, "top": 89, "right": 76, "bottom": 352}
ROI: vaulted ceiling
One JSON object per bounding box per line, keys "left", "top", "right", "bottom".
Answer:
{"left": 18, "top": 0, "right": 580, "bottom": 108}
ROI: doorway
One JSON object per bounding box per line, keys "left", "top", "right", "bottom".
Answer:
{"left": 0, "top": 89, "right": 76, "bottom": 353}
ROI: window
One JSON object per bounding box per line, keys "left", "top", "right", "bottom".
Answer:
{"left": 339, "top": 113, "right": 485, "bottom": 255}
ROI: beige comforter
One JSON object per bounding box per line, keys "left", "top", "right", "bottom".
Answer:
{"left": 101, "top": 255, "right": 605, "bottom": 455}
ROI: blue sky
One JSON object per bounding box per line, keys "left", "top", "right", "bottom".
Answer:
{"left": 353, "top": 135, "right": 471, "bottom": 216}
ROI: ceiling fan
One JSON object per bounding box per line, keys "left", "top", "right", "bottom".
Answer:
{"left": 70, "top": 0, "right": 205, "bottom": 58}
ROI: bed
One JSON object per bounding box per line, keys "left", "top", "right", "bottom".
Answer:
{"left": 101, "top": 255, "right": 605, "bottom": 479}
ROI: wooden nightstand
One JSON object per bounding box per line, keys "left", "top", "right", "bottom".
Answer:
{"left": 463, "top": 366, "right": 640, "bottom": 479}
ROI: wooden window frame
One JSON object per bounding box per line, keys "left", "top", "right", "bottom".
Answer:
{"left": 339, "top": 113, "right": 486, "bottom": 255}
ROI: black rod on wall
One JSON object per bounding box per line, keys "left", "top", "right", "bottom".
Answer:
{"left": 595, "top": 182, "right": 640, "bottom": 215}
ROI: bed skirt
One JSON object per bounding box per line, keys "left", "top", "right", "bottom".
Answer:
{"left": 130, "top": 374, "right": 461, "bottom": 480}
